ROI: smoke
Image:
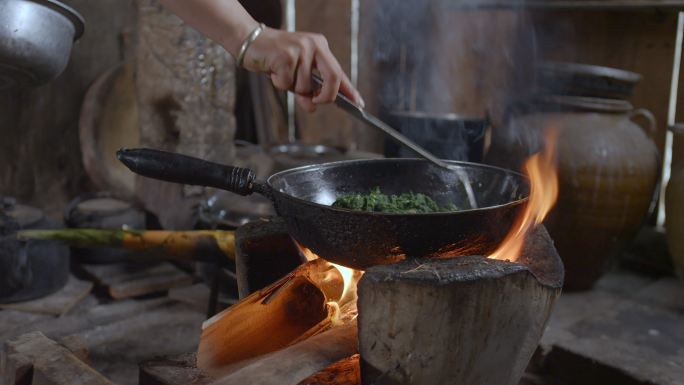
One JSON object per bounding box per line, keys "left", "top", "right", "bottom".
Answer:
{"left": 362, "top": 0, "right": 546, "bottom": 162}
{"left": 366, "top": 0, "right": 538, "bottom": 119}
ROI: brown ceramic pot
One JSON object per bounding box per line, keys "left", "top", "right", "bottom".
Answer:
{"left": 488, "top": 96, "right": 659, "bottom": 290}
{"left": 666, "top": 124, "right": 684, "bottom": 278}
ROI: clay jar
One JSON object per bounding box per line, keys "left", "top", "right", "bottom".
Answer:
{"left": 666, "top": 125, "right": 684, "bottom": 278}
{"left": 488, "top": 96, "right": 659, "bottom": 290}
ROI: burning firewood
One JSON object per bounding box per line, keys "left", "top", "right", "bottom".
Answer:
{"left": 297, "top": 354, "right": 360, "bottom": 385}
{"left": 197, "top": 258, "right": 351, "bottom": 376}
{"left": 357, "top": 226, "right": 563, "bottom": 385}
{"left": 211, "top": 322, "right": 358, "bottom": 385}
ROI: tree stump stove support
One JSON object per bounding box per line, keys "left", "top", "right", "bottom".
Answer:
{"left": 358, "top": 226, "right": 563, "bottom": 385}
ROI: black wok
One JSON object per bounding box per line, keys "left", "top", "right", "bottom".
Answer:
{"left": 117, "top": 148, "right": 529, "bottom": 270}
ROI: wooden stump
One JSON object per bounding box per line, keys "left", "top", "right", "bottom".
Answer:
{"left": 358, "top": 226, "right": 563, "bottom": 385}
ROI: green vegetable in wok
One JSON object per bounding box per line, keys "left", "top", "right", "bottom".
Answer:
{"left": 332, "top": 187, "right": 459, "bottom": 213}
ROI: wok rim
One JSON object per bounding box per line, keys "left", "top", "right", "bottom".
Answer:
{"left": 265, "top": 158, "right": 530, "bottom": 217}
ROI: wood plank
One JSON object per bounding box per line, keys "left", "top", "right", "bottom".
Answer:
{"left": 82, "top": 262, "right": 193, "bottom": 299}
{"left": 168, "top": 283, "right": 237, "bottom": 312}
{"left": 62, "top": 304, "right": 205, "bottom": 385}
{"left": 2, "top": 331, "right": 113, "bottom": 385}
{"left": 0, "top": 276, "right": 93, "bottom": 316}
{"left": 0, "top": 298, "right": 174, "bottom": 344}
{"left": 139, "top": 353, "right": 213, "bottom": 385}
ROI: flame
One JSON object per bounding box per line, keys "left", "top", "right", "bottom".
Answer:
{"left": 295, "top": 242, "right": 364, "bottom": 310}
{"left": 489, "top": 129, "right": 559, "bottom": 261}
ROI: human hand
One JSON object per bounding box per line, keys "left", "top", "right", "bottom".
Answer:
{"left": 242, "top": 27, "right": 364, "bottom": 112}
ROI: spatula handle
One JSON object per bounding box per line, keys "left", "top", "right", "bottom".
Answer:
{"left": 117, "top": 148, "right": 256, "bottom": 196}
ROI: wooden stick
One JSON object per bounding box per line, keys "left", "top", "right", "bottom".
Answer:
{"left": 16, "top": 229, "right": 235, "bottom": 262}
{"left": 197, "top": 259, "right": 345, "bottom": 376}
{"left": 297, "top": 354, "right": 360, "bottom": 385}
{"left": 358, "top": 226, "right": 562, "bottom": 385}
{"left": 212, "top": 322, "right": 358, "bottom": 385}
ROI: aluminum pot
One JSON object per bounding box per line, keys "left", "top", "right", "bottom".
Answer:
{"left": 0, "top": 0, "right": 85, "bottom": 89}
{"left": 0, "top": 198, "right": 70, "bottom": 303}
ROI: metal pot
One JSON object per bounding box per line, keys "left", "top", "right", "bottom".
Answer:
{"left": 536, "top": 62, "right": 641, "bottom": 100}
{"left": 382, "top": 111, "right": 487, "bottom": 162}
{"left": 0, "top": 197, "right": 70, "bottom": 303}
{"left": 0, "top": 0, "right": 85, "bottom": 89}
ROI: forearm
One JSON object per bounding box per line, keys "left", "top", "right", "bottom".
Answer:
{"left": 157, "top": 0, "right": 258, "bottom": 56}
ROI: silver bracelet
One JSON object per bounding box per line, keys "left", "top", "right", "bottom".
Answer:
{"left": 236, "top": 23, "right": 265, "bottom": 68}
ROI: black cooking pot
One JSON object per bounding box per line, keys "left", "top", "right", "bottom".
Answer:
{"left": 0, "top": 198, "right": 70, "bottom": 303}
{"left": 382, "top": 111, "right": 487, "bottom": 162}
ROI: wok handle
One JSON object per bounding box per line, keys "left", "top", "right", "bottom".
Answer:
{"left": 117, "top": 148, "right": 257, "bottom": 196}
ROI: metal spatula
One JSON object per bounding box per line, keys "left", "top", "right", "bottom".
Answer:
{"left": 311, "top": 74, "right": 478, "bottom": 208}
{"left": 311, "top": 74, "right": 452, "bottom": 170}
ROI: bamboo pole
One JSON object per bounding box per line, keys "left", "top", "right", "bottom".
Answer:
{"left": 17, "top": 229, "right": 235, "bottom": 262}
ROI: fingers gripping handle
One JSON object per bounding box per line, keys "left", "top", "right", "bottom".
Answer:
{"left": 117, "top": 148, "right": 256, "bottom": 196}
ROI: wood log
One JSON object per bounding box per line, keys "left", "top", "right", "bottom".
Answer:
{"left": 297, "top": 354, "right": 360, "bottom": 385}
{"left": 211, "top": 322, "right": 358, "bottom": 385}
{"left": 2, "top": 331, "right": 114, "bottom": 385}
{"left": 197, "top": 259, "right": 345, "bottom": 376}
{"left": 358, "top": 226, "right": 563, "bottom": 385}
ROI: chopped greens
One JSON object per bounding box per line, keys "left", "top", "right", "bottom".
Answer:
{"left": 332, "top": 187, "right": 458, "bottom": 214}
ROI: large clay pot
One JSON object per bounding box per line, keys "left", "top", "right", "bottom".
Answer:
{"left": 666, "top": 124, "right": 684, "bottom": 278}
{"left": 488, "top": 96, "right": 659, "bottom": 290}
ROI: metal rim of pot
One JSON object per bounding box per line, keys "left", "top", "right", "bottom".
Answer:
{"left": 0, "top": 0, "right": 86, "bottom": 89}
{"left": 536, "top": 61, "right": 642, "bottom": 84}
{"left": 386, "top": 110, "right": 488, "bottom": 123}
{"left": 31, "top": 0, "right": 85, "bottom": 40}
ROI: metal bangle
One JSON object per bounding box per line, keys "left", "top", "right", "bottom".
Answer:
{"left": 236, "top": 23, "right": 265, "bottom": 68}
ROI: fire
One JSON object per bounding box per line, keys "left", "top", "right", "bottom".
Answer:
{"left": 296, "top": 242, "right": 364, "bottom": 312}
{"left": 489, "top": 129, "right": 559, "bottom": 261}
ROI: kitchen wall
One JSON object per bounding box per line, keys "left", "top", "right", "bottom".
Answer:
{"left": 0, "top": 0, "right": 137, "bottom": 217}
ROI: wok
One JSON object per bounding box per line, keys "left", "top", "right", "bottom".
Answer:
{"left": 117, "top": 148, "right": 529, "bottom": 270}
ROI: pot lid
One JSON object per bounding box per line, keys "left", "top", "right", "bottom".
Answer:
{"left": 76, "top": 197, "right": 132, "bottom": 214}
{"left": 534, "top": 95, "right": 633, "bottom": 113}
{"left": 537, "top": 62, "right": 641, "bottom": 84}
{"left": 2, "top": 201, "right": 44, "bottom": 228}
{"left": 387, "top": 110, "right": 486, "bottom": 122}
